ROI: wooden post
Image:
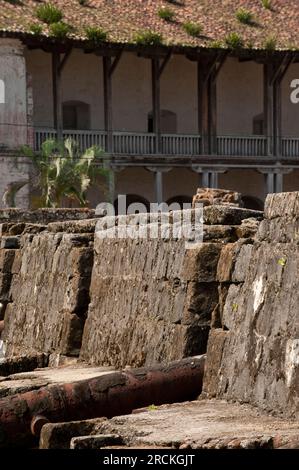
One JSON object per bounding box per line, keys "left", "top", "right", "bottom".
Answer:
{"left": 52, "top": 51, "right": 63, "bottom": 141}
{"left": 264, "top": 64, "right": 274, "bottom": 157}
{"left": 103, "top": 56, "right": 113, "bottom": 153}
{"left": 264, "top": 55, "right": 293, "bottom": 159}
{"left": 197, "top": 62, "right": 209, "bottom": 155}
{"left": 209, "top": 76, "right": 217, "bottom": 155}
{"left": 152, "top": 58, "right": 161, "bottom": 153}
{"left": 197, "top": 55, "right": 225, "bottom": 156}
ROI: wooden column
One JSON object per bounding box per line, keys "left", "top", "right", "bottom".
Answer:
{"left": 152, "top": 58, "right": 161, "bottom": 153}
{"left": 52, "top": 51, "right": 63, "bottom": 141}
{"left": 264, "top": 55, "right": 293, "bottom": 158}
{"left": 197, "top": 54, "right": 226, "bottom": 155}
{"left": 197, "top": 62, "right": 209, "bottom": 155}
{"left": 102, "top": 52, "right": 122, "bottom": 154}
{"left": 103, "top": 56, "right": 113, "bottom": 153}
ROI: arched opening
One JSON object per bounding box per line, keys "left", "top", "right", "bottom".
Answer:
{"left": 62, "top": 101, "right": 91, "bottom": 130}
{"left": 253, "top": 112, "right": 264, "bottom": 135}
{"left": 0, "top": 79, "right": 4, "bottom": 104}
{"left": 148, "top": 110, "right": 177, "bottom": 133}
{"left": 114, "top": 194, "right": 150, "bottom": 215}
{"left": 241, "top": 195, "right": 264, "bottom": 211}
{"left": 166, "top": 195, "right": 193, "bottom": 210}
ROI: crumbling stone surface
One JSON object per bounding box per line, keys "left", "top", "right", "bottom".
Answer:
{"left": 192, "top": 188, "right": 242, "bottom": 208}
{"left": 0, "top": 203, "right": 261, "bottom": 367}
{"left": 203, "top": 192, "right": 299, "bottom": 419}
{"left": 0, "top": 353, "right": 48, "bottom": 377}
{"left": 0, "top": 208, "right": 96, "bottom": 225}
{"left": 3, "top": 229, "right": 94, "bottom": 358}
{"left": 80, "top": 207, "right": 261, "bottom": 368}
{"left": 54, "top": 400, "right": 299, "bottom": 449}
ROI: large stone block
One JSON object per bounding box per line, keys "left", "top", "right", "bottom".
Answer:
{"left": 203, "top": 192, "right": 299, "bottom": 418}
{"left": 3, "top": 230, "right": 94, "bottom": 357}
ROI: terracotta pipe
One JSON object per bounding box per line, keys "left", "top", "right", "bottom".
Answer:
{"left": 0, "top": 355, "right": 205, "bottom": 447}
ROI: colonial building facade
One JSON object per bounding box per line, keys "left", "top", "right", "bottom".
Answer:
{"left": 1, "top": 0, "right": 299, "bottom": 209}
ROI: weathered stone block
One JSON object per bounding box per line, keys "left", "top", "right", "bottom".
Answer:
{"left": 181, "top": 243, "right": 222, "bottom": 282}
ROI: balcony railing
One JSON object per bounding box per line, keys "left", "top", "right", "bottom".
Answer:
{"left": 34, "top": 129, "right": 299, "bottom": 158}
{"left": 217, "top": 135, "right": 267, "bottom": 157}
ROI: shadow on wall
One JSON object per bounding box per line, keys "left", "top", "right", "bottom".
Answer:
{"left": 241, "top": 195, "right": 264, "bottom": 211}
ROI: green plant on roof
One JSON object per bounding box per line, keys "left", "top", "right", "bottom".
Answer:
{"left": 183, "top": 21, "right": 202, "bottom": 37}
{"left": 261, "top": 0, "right": 272, "bottom": 10}
{"left": 49, "top": 22, "right": 73, "bottom": 40}
{"left": 85, "top": 27, "right": 108, "bottom": 45}
{"left": 134, "top": 30, "right": 163, "bottom": 46}
{"left": 264, "top": 35, "right": 277, "bottom": 51}
{"left": 158, "top": 7, "right": 175, "bottom": 22}
{"left": 225, "top": 32, "right": 244, "bottom": 49}
{"left": 29, "top": 23, "right": 43, "bottom": 35}
{"left": 35, "top": 3, "right": 63, "bottom": 25}
{"left": 236, "top": 8, "right": 254, "bottom": 25}
{"left": 209, "top": 40, "right": 224, "bottom": 49}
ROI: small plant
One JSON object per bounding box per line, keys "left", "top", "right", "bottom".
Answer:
{"left": 261, "top": 0, "right": 272, "bottom": 9}
{"left": 49, "top": 22, "right": 72, "bottom": 39}
{"left": 264, "top": 35, "right": 277, "bottom": 51}
{"left": 209, "top": 40, "right": 224, "bottom": 49}
{"left": 134, "top": 30, "right": 163, "bottom": 46}
{"left": 29, "top": 23, "right": 43, "bottom": 35}
{"left": 183, "top": 22, "right": 202, "bottom": 37}
{"left": 225, "top": 32, "right": 244, "bottom": 49}
{"left": 158, "top": 7, "right": 175, "bottom": 22}
{"left": 85, "top": 26, "right": 108, "bottom": 45}
{"left": 278, "top": 257, "right": 286, "bottom": 267}
{"left": 35, "top": 3, "right": 63, "bottom": 24}
{"left": 236, "top": 8, "right": 254, "bottom": 25}
{"left": 232, "top": 303, "right": 239, "bottom": 312}
{"left": 148, "top": 404, "right": 158, "bottom": 411}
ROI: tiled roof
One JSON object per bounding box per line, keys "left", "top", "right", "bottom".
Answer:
{"left": 0, "top": 0, "right": 298, "bottom": 51}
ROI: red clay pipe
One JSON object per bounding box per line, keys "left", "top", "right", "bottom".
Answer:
{"left": 0, "top": 355, "right": 205, "bottom": 447}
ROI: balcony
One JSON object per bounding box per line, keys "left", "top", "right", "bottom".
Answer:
{"left": 34, "top": 129, "right": 299, "bottom": 159}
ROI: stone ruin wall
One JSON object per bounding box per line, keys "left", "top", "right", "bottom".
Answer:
{"left": 203, "top": 192, "right": 299, "bottom": 419}
{"left": 0, "top": 193, "right": 298, "bottom": 420}
{"left": 0, "top": 204, "right": 261, "bottom": 369}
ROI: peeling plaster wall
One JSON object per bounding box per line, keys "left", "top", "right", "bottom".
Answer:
{"left": 0, "top": 39, "right": 28, "bottom": 148}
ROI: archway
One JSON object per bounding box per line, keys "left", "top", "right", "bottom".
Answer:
{"left": 166, "top": 195, "right": 193, "bottom": 210}
{"left": 241, "top": 195, "right": 264, "bottom": 211}
{"left": 114, "top": 194, "right": 150, "bottom": 215}
{"left": 62, "top": 101, "right": 91, "bottom": 130}
{"left": 148, "top": 110, "right": 177, "bottom": 133}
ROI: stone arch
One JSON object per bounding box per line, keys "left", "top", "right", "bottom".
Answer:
{"left": 166, "top": 195, "right": 193, "bottom": 210}
{"left": 253, "top": 112, "right": 264, "bottom": 135}
{"left": 62, "top": 100, "right": 90, "bottom": 130}
{"left": 241, "top": 195, "right": 264, "bottom": 211}
{"left": 114, "top": 194, "right": 150, "bottom": 215}
{"left": 148, "top": 109, "right": 177, "bottom": 133}
{"left": 0, "top": 79, "right": 5, "bottom": 104}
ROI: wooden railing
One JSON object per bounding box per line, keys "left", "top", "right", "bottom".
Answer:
{"left": 34, "top": 129, "right": 299, "bottom": 158}
{"left": 281, "top": 138, "right": 299, "bottom": 158}
{"left": 217, "top": 136, "right": 267, "bottom": 157}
